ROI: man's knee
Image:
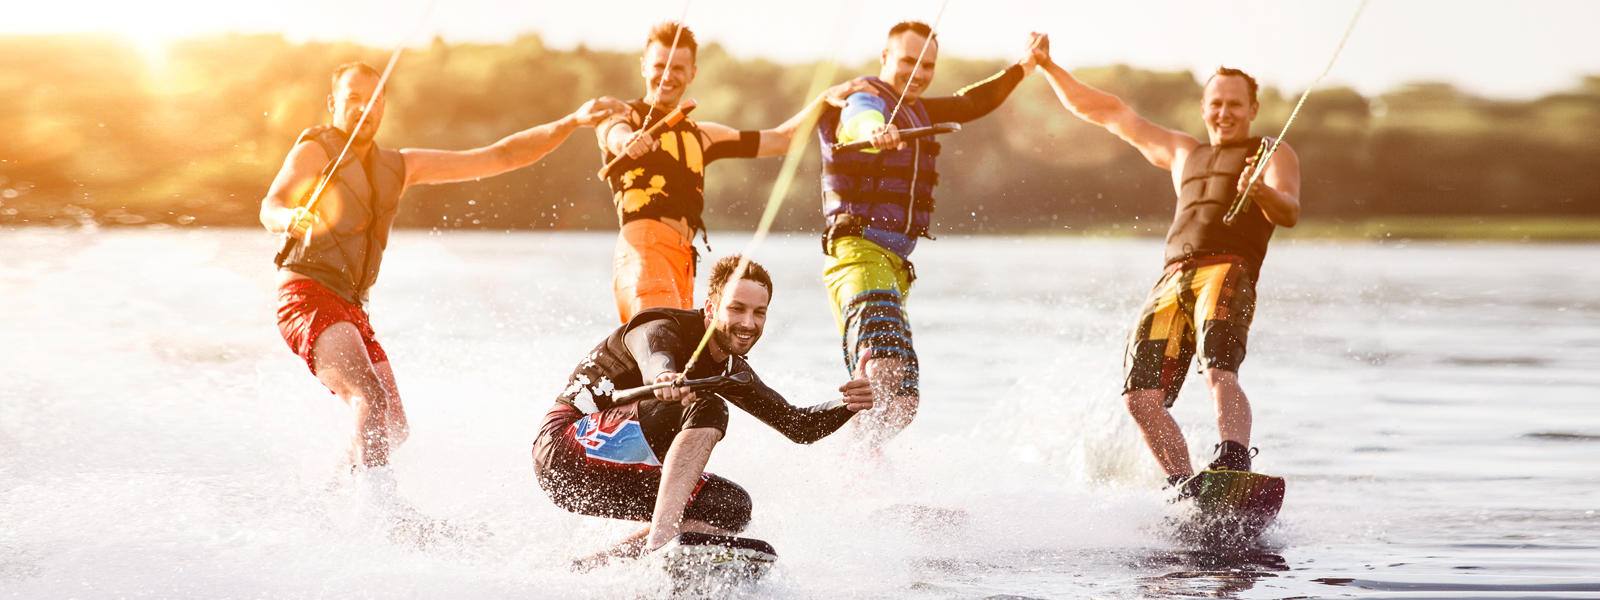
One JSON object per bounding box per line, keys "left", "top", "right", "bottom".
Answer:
{"left": 1124, "top": 389, "right": 1168, "bottom": 417}
{"left": 687, "top": 478, "right": 752, "bottom": 533}
{"left": 1201, "top": 368, "right": 1240, "bottom": 389}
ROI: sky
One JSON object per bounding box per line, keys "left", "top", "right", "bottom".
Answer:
{"left": 9, "top": 0, "right": 1600, "bottom": 99}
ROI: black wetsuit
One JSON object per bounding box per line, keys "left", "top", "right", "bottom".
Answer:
{"left": 533, "top": 308, "right": 854, "bottom": 531}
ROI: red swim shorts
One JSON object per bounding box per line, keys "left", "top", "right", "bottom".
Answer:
{"left": 276, "top": 278, "right": 388, "bottom": 375}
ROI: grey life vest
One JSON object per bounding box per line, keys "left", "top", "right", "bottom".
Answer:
{"left": 279, "top": 125, "right": 407, "bottom": 304}
{"left": 1163, "top": 137, "right": 1276, "bottom": 280}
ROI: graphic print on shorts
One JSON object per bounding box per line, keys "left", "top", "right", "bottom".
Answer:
{"left": 571, "top": 408, "right": 661, "bottom": 470}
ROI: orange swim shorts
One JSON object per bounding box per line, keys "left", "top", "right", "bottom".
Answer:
{"left": 613, "top": 218, "right": 695, "bottom": 322}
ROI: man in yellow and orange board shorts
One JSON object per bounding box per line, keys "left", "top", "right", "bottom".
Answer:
{"left": 1036, "top": 44, "right": 1302, "bottom": 490}
{"left": 596, "top": 21, "right": 875, "bottom": 322}
{"left": 1123, "top": 255, "right": 1256, "bottom": 412}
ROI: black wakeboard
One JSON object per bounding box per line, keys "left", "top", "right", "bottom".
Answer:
{"left": 654, "top": 532, "right": 777, "bottom": 590}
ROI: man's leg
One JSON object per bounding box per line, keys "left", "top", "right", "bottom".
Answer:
{"left": 824, "top": 237, "right": 917, "bottom": 452}
{"left": 1124, "top": 389, "right": 1194, "bottom": 478}
{"left": 646, "top": 427, "right": 723, "bottom": 548}
{"left": 851, "top": 355, "right": 918, "bottom": 449}
{"left": 311, "top": 322, "right": 394, "bottom": 467}
{"left": 1203, "top": 368, "right": 1251, "bottom": 448}
{"left": 614, "top": 220, "right": 694, "bottom": 322}
{"left": 372, "top": 360, "right": 409, "bottom": 447}
{"left": 1121, "top": 263, "right": 1199, "bottom": 481}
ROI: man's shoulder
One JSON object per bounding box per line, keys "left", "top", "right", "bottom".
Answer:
{"left": 624, "top": 307, "right": 704, "bottom": 333}
{"left": 1167, "top": 135, "right": 1207, "bottom": 171}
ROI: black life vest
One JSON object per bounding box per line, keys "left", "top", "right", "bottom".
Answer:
{"left": 279, "top": 125, "right": 407, "bottom": 304}
{"left": 816, "top": 77, "right": 938, "bottom": 241}
{"left": 1164, "top": 137, "right": 1276, "bottom": 280}
{"left": 602, "top": 100, "right": 709, "bottom": 233}
{"left": 557, "top": 307, "right": 733, "bottom": 415}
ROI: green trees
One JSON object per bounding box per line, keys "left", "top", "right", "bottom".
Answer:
{"left": 2, "top": 33, "right": 1595, "bottom": 233}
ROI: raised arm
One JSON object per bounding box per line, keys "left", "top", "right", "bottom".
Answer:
{"left": 401, "top": 97, "right": 625, "bottom": 187}
{"left": 1037, "top": 57, "right": 1199, "bottom": 171}
{"left": 259, "top": 140, "right": 331, "bottom": 235}
{"left": 920, "top": 63, "right": 1027, "bottom": 124}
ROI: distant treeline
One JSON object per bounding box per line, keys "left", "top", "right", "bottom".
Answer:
{"left": 2, "top": 33, "right": 1597, "bottom": 233}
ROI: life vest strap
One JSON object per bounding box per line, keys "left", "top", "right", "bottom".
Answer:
{"left": 822, "top": 162, "right": 941, "bottom": 186}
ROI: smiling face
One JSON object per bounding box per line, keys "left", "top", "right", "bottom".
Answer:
{"left": 1202, "top": 74, "right": 1258, "bottom": 146}
{"left": 879, "top": 31, "right": 938, "bottom": 102}
{"left": 328, "top": 69, "right": 385, "bottom": 144}
{"left": 641, "top": 41, "right": 697, "bottom": 106}
{"left": 706, "top": 279, "right": 769, "bottom": 358}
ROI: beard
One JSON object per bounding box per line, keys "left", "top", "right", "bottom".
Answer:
{"left": 712, "top": 323, "right": 760, "bottom": 356}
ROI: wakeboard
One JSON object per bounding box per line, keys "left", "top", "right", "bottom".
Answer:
{"left": 654, "top": 532, "right": 776, "bottom": 591}
{"left": 1174, "top": 470, "right": 1285, "bottom": 548}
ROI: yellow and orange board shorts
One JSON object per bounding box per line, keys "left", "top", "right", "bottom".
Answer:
{"left": 823, "top": 236, "right": 918, "bottom": 396}
{"left": 613, "top": 218, "right": 695, "bottom": 322}
{"left": 1122, "top": 254, "right": 1257, "bottom": 406}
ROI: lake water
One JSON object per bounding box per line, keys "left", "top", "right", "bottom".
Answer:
{"left": 1, "top": 227, "right": 1596, "bottom": 599}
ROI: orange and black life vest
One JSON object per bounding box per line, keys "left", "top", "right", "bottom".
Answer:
{"left": 601, "top": 100, "right": 709, "bottom": 233}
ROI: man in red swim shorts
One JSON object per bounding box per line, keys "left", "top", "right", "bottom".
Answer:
{"left": 261, "top": 61, "right": 623, "bottom": 511}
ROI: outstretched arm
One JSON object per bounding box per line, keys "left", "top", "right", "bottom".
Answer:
{"left": 720, "top": 366, "right": 872, "bottom": 444}
{"left": 918, "top": 32, "right": 1043, "bottom": 125}
{"left": 401, "top": 97, "right": 626, "bottom": 187}
{"left": 1036, "top": 48, "right": 1199, "bottom": 171}
{"left": 698, "top": 79, "right": 878, "bottom": 159}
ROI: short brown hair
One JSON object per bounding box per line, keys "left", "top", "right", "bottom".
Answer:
{"left": 707, "top": 255, "right": 772, "bottom": 305}
{"left": 1208, "top": 66, "right": 1259, "bottom": 105}
{"left": 647, "top": 21, "right": 698, "bottom": 59}
{"left": 330, "top": 62, "right": 382, "bottom": 91}
{"left": 887, "top": 21, "right": 937, "bottom": 44}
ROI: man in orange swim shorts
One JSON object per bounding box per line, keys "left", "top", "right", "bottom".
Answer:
{"left": 599, "top": 21, "right": 872, "bottom": 321}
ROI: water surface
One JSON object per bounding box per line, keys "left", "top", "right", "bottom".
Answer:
{"left": 1, "top": 228, "right": 1596, "bottom": 599}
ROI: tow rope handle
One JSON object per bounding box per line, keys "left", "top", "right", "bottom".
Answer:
{"left": 272, "top": 156, "right": 347, "bottom": 266}
{"left": 597, "top": 100, "right": 698, "bottom": 180}
{"left": 829, "top": 122, "right": 960, "bottom": 153}
{"left": 611, "top": 371, "right": 754, "bottom": 404}
{"left": 1223, "top": 136, "right": 1276, "bottom": 226}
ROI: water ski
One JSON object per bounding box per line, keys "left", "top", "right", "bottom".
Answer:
{"left": 654, "top": 532, "right": 777, "bottom": 587}
{"left": 1173, "top": 470, "right": 1285, "bottom": 547}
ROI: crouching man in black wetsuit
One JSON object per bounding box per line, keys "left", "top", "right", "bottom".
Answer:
{"left": 533, "top": 255, "right": 874, "bottom": 569}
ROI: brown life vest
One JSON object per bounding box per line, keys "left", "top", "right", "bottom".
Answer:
{"left": 278, "top": 125, "right": 407, "bottom": 304}
{"left": 1163, "top": 137, "right": 1276, "bottom": 281}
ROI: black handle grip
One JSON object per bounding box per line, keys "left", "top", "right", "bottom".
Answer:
{"left": 830, "top": 122, "right": 961, "bottom": 153}
{"left": 272, "top": 233, "right": 298, "bottom": 267}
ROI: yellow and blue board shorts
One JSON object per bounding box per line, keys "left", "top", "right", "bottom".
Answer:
{"left": 1123, "top": 254, "right": 1257, "bottom": 407}
{"left": 824, "top": 236, "right": 918, "bottom": 396}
